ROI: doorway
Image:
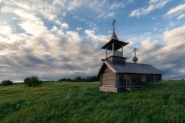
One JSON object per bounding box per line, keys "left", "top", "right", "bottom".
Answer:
{"left": 124, "top": 75, "right": 131, "bottom": 86}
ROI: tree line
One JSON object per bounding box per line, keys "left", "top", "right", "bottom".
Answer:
{"left": 57, "top": 76, "right": 100, "bottom": 82}
{"left": 0, "top": 76, "right": 42, "bottom": 87}
{"left": 0, "top": 76, "right": 100, "bottom": 87}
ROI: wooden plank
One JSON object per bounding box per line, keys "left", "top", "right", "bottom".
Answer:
{"left": 102, "top": 66, "right": 115, "bottom": 87}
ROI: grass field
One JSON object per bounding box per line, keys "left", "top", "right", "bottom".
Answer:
{"left": 0, "top": 80, "right": 185, "bottom": 123}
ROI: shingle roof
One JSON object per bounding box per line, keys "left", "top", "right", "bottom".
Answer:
{"left": 97, "top": 60, "right": 164, "bottom": 76}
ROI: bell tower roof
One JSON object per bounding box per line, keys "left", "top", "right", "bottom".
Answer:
{"left": 111, "top": 32, "right": 118, "bottom": 40}
{"left": 101, "top": 39, "right": 128, "bottom": 50}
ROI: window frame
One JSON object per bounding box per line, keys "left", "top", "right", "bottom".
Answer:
{"left": 142, "top": 76, "right": 146, "bottom": 82}
{"left": 154, "top": 76, "right": 157, "bottom": 81}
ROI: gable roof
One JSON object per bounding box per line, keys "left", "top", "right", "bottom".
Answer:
{"left": 97, "top": 60, "right": 164, "bottom": 76}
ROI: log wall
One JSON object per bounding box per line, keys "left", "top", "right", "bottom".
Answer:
{"left": 118, "top": 74, "right": 162, "bottom": 87}
{"left": 102, "top": 66, "right": 116, "bottom": 87}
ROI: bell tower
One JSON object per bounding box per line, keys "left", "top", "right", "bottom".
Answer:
{"left": 101, "top": 20, "right": 129, "bottom": 64}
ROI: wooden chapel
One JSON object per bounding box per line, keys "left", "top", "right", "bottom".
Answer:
{"left": 97, "top": 20, "right": 163, "bottom": 92}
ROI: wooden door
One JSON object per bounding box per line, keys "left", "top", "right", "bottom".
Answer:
{"left": 126, "top": 75, "right": 131, "bottom": 86}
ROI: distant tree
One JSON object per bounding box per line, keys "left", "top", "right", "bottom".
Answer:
{"left": 1, "top": 80, "right": 13, "bottom": 86}
{"left": 24, "top": 77, "right": 30, "bottom": 84}
{"left": 24, "top": 76, "right": 42, "bottom": 87}
{"left": 66, "top": 78, "right": 71, "bottom": 81}
{"left": 57, "top": 76, "right": 99, "bottom": 82}
{"left": 74, "top": 77, "right": 81, "bottom": 81}
{"left": 58, "top": 78, "right": 67, "bottom": 82}
{"left": 86, "top": 76, "right": 99, "bottom": 82}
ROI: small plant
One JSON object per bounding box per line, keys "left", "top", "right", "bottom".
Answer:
{"left": 1, "top": 80, "right": 13, "bottom": 86}
{"left": 24, "top": 76, "right": 42, "bottom": 87}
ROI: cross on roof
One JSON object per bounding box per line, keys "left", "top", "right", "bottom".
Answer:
{"left": 112, "top": 19, "right": 116, "bottom": 32}
{"left": 133, "top": 48, "right": 137, "bottom": 53}
{"left": 133, "top": 48, "right": 137, "bottom": 56}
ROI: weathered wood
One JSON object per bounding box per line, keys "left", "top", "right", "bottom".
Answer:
{"left": 116, "top": 73, "right": 119, "bottom": 87}
{"left": 118, "top": 74, "right": 162, "bottom": 87}
{"left": 107, "top": 56, "right": 126, "bottom": 65}
{"left": 102, "top": 66, "right": 115, "bottom": 87}
{"left": 100, "top": 73, "right": 102, "bottom": 87}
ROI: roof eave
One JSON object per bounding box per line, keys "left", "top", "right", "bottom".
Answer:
{"left": 101, "top": 39, "right": 129, "bottom": 49}
{"left": 97, "top": 60, "right": 117, "bottom": 77}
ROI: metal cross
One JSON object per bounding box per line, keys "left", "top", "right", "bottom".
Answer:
{"left": 133, "top": 48, "right": 137, "bottom": 56}
{"left": 112, "top": 19, "right": 116, "bottom": 32}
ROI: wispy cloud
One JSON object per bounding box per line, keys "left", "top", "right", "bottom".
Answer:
{"left": 127, "top": 0, "right": 135, "bottom": 4}
{"left": 177, "top": 14, "right": 185, "bottom": 19}
{"left": 165, "top": 3, "right": 185, "bottom": 19}
{"left": 89, "top": 0, "right": 125, "bottom": 18}
{"left": 73, "top": 16, "right": 86, "bottom": 22}
{"left": 166, "top": 3, "right": 185, "bottom": 15}
{"left": 130, "top": 0, "right": 171, "bottom": 17}
{"left": 109, "top": 2, "right": 125, "bottom": 10}
{"left": 76, "top": 27, "right": 82, "bottom": 30}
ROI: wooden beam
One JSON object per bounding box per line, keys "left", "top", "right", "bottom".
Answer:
{"left": 116, "top": 73, "right": 119, "bottom": 88}
{"left": 106, "top": 49, "right": 107, "bottom": 58}
{"left": 122, "top": 46, "right": 123, "bottom": 57}
{"left": 112, "top": 43, "right": 114, "bottom": 56}
{"left": 131, "top": 75, "right": 132, "bottom": 87}
{"left": 100, "top": 74, "right": 102, "bottom": 86}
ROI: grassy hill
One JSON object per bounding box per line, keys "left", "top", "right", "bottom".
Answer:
{"left": 0, "top": 80, "right": 185, "bottom": 123}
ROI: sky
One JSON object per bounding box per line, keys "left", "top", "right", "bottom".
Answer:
{"left": 0, "top": 0, "right": 185, "bottom": 82}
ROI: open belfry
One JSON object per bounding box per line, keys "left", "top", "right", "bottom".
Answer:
{"left": 97, "top": 20, "right": 163, "bottom": 92}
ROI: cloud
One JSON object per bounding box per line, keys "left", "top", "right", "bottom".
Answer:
{"left": 2, "top": 0, "right": 57, "bottom": 21}
{"left": 130, "top": 0, "right": 171, "bottom": 17}
{"left": 163, "top": 25, "right": 185, "bottom": 41}
{"left": 77, "top": 27, "right": 82, "bottom": 30}
{"left": 127, "top": 0, "right": 135, "bottom": 4}
{"left": 97, "top": 12, "right": 115, "bottom": 18}
{"left": 86, "top": 21, "right": 98, "bottom": 31}
{"left": 89, "top": 0, "right": 125, "bottom": 18}
{"left": 109, "top": 2, "right": 124, "bottom": 10}
{"left": 84, "top": 30, "right": 109, "bottom": 42}
{"left": 0, "top": 25, "right": 106, "bottom": 81}
{"left": 166, "top": 3, "right": 185, "bottom": 15}
{"left": 165, "top": 3, "right": 185, "bottom": 20}
{"left": 61, "top": 23, "right": 69, "bottom": 29}
{"left": 135, "top": 25, "right": 185, "bottom": 79}
{"left": 177, "top": 14, "right": 185, "bottom": 19}
{"left": 0, "top": 0, "right": 108, "bottom": 81}
{"left": 73, "top": 16, "right": 86, "bottom": 21}
{"left": 27, "top": 54, "right": 43, "bottom": 64}
{"left": 1, "top": 0, "right": 184, "bottom": 82}
{"left": 67, "top": 0, "right": 81, "bottom": 11}
{"left": 0, "top": 0, "right": 111, "bottom": 81}
{"left": 53, "top": 0, "right": 82, "bottom": 13}
{"left": 153, "top": 27, "right": 157, "bottom": 31}
{"left": 0, "top": 25, "right": 12, "bottom": 38}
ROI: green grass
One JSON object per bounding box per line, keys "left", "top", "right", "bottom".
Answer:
{"left": 0, "top": 80, "right": 185, "bottom": 123}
